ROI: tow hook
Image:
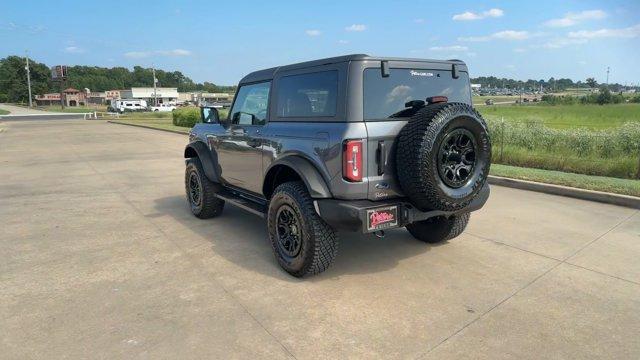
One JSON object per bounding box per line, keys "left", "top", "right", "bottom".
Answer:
{"left": 374, "top": 230, "right": 385, "bottom": 238}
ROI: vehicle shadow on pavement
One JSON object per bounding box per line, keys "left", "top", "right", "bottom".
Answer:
{"left": 153, "top": 195, "right": 442, "bottom": 280}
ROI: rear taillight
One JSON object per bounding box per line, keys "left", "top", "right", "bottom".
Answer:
{"left": 343, "top": 140, "right": 363, "bottom": 182}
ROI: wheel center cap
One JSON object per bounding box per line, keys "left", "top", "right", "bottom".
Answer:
{"left": 290, "top": 224, "right": 298, "bottom": 235}
{"left": 448, "top": 152, "right": 462, "bottom": 162}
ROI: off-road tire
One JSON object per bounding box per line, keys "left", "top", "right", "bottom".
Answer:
{"left": 396, "top": 103, "right": 491, "bottom": 211}
{"left": 267, "top": 181, "right": 338, "bottom": 277}
{"left": 406, "top": 212, "right": 470, "bottom": 243}
{"left": 185, "top": 157, "right": 225, "bottom": 219}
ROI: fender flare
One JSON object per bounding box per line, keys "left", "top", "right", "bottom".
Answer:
{"left": 264, "top": 156, "right": 332, "bottom": 199}
{"left": 184, "top": 141, "right": 220, "bottom": 183}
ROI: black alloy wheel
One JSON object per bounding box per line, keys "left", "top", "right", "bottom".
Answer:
{"left": 275, "top": 205, "right": 303, "bottom": 258}
{"left": 437, "top": 128, "right": 477, "bottom": 188}
{"left": 188, "top": 172, "right": 202, "bottom": 207}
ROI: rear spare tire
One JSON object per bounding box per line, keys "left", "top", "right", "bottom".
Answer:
{"left": 396, "top": 103, "right": 491, "bottom": 211}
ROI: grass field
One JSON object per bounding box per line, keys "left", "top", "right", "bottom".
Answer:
{"left": 0, "top": 109, "right": 9, "bottom": 115}
{"left": 491, "top": 164, "right": 640, "bottom": 197}
{"left": 478, "top": 103, "right": 640, "bottom": 129}
{"left": 37, "top": 105, "right": 107, "bottom": 113}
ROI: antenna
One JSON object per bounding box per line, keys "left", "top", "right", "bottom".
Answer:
{"left": 606, "top": 66, "right": 610, "bottom": 85}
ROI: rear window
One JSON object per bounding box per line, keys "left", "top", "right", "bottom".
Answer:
{"left": 363, "top": 68, "right": 471, "bottom": 120}
{"left": 277, "top": 71, "right": 338, "bottom": 118}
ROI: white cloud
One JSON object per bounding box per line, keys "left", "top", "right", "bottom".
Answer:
{"left": 453, "top": 8, "right": 504, "bottom": 21}
{"left": 459, "top": 30, "right": 531, "bottom": 42}
{"left": 338, "top": 39, "right": 349, "bottom": 44}
{"left": 414, "top": 18, "right": 425, "bottom": 24}
{"left": 540, "top": 37, "right": 588, "bottom": 49}
{"left": 429, "top": 45, "right": 468, "bottom": 52}
{"left": 513, "top": 48, "right": 527, "bottom": 53}
{"left": 345, "top": 24, "right": 367, "bottom": 32}
{"left": 64, "top": 46, "right": 83, "bottom": 54}
{"left": 305, "top": 29, "right": 321, "bottom": 36}
{"left": 544, "top": 10, "right": 606, "bottom": 27}
{"left": 124, "top": 51, "right": 150, "bottom": 59}
{"left": 124, "top": 49, "right": 192, "bottom": 58}
{"left": 568, "top": 23, "right": 640, "bottom": 39}
{"left": 158, "top": 49, "right": 191, "bottom": 56}
{"left": 493, "top": 30, "right": 531, "bottom": 40}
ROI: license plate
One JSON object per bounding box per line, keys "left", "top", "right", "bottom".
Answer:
{"left": 366, "top": 206, "right": 399, "bottom": 232}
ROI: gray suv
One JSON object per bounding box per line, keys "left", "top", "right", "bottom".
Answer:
{"left": 184, "top": 54, "right": 491, "bottom": 277}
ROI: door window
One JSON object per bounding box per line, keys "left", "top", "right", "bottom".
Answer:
{"left": 229, "top": 81, "right": 271, "bottom": 125}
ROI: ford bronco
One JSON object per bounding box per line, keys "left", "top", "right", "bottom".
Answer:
{"left": 184, "top": 54, "right": 491, "bottom": 277}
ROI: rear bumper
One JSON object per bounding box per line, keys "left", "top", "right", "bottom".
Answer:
{"left": 315, "top": 184, "right": 490, "bottom": 233}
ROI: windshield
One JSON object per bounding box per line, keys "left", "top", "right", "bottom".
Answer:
{"left": 363, "top": 68, "right": 471, "bottom": 120}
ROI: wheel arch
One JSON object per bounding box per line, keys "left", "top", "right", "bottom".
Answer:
{"left": 184, "top": 141, "right": 220, "bottom": 183}
{"left": 263, "top": 156, "right": 332, "bottom": 200}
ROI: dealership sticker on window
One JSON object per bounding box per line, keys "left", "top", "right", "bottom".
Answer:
{"left": 367, "top": 206, "right": 399, "bottom": 232}
{"left": 410, "top": 70, "right": 434, "bottom": 77}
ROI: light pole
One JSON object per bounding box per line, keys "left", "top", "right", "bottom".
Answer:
{"left": 152, "top": 65, "right": 158, "bottom": 106}
{"left": 25, "top": 51, "right": 33, "bottom": 108}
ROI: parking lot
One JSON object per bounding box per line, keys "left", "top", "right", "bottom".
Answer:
{"left": 1, "top": 119, "right": 639, "bottom": 359}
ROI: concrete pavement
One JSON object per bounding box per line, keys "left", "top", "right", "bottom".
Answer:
{"left": 1, "top": 119, "right": 639, "bottom": 359}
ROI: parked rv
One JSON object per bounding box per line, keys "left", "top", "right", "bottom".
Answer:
{"left": 109, "top": 99, "right": 148, "bottom": 113}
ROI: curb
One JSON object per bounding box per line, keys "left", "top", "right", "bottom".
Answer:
{"left": 488, "top": 175, "right": 640, "bottom": 209}
{"left": 108, "top": 120, "right": 189, "bottom": 135}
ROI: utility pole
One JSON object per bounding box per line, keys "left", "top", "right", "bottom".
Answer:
{"left": 152, "top": 65, "right": 158, "bottom": 106}
{"left": 606, "top": 66, "right": 610, "bottom": 86}
{"left": 25, "top": 51, "right": 33, "bottom": 108}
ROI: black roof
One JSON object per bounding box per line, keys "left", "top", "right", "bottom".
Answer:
{"left": 239, "top": 54, "right": 466, "bottom": 84}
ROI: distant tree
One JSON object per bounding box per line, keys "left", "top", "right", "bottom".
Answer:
{"left": 586, "top": 78, "right": 598, "bottom": 88}
{"left": 0, "top": 56, "right": 52, "bottom": 103}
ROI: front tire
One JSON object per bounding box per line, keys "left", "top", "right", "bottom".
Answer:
{"left": 267, "top": 182, "right": 338, "bottom": 277}
{"left": 406, "top": 212, "right": 470, "bottom": 243}
{"left": 185, "top": 157, "right": 225, "bottom": 219}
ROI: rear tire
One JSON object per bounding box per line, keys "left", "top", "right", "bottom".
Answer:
{"left": 185, "top": 157, "right": 225, "bottom": 219}
{"left": 267, "top": 182, "right": 338, "bottom": 277}
{"left": 406, "top": 212, "right": 470, "bottom": 243}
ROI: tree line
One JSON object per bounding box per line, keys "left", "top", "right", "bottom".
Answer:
{"left": 1, "top": 54, "right": 633, "bottom": 103}
{"left": 0, "top": 55, "right": 236, "bottom": 103}
{"left": 470, "top": 75, "right": 627, "bottom": 92}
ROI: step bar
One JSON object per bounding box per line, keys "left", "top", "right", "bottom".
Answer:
{"left": 215, "top": 188, "right": 267, "bottom": 218}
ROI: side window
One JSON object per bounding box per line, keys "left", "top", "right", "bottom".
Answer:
{"left": 229, "top": 81, "right": 271, "bottom": 125}
{"left": 277, "top": 71, "right": 338, "bottom": 118}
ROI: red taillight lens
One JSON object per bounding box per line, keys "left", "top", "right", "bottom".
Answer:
{"left": 343, "top": 140, "right": 363, "bottom": 182}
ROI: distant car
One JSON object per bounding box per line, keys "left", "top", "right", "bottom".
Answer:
{"left": 523, "top": 98, "right": 530, "bottom": 102}
{"left": 532, "top": 98, "right": 539, "bottom": 102}
{"left": 485, "top": 99, "right": 494, "bottom": 105}
{"left": 150, "top": 104, "right": 176, "bottom": 112}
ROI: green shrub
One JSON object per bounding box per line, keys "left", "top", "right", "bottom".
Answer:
{"left": 172, "top": 107, "right": 201, "bottom": 127}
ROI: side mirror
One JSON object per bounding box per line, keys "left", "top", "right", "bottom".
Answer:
{"left": 201, "top": 106, "right": 220, "bottom": 124}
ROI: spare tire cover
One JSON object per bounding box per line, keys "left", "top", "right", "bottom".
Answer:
{"left": 396, "top": 103, "right": 491, "bottom": 211}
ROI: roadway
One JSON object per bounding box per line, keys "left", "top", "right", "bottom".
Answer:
{"left": 1, "top": 119, "right": 638, "bottom": 359}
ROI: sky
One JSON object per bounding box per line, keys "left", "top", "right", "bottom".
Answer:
{"left": 1, "top": 0, "right": 639, "bottom": 86}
